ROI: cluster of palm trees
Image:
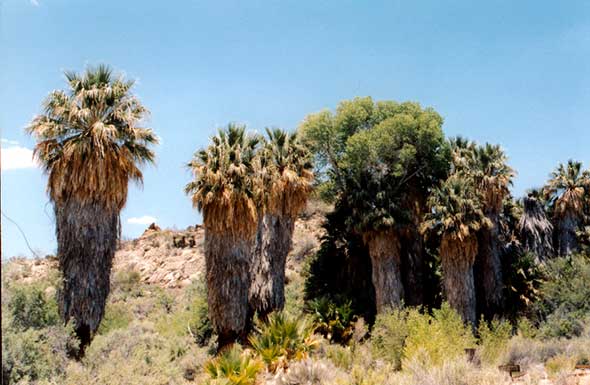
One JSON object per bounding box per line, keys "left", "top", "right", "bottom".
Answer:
{"left": 26, "top": 68, "right": 588, "bottom": 354}
{"left": 301, "top": 97, "right": 590, "bottom": 328}
{"left": 422, "top": 140, "right": 515, "bottom": 324}
{"left": 184, "top": 124, "right": 313, "bottom": 349}
{"left": 28, "top": 66, "right": 313, "bottom": 351}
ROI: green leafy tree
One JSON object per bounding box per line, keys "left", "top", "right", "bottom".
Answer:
{"left": 301, "top": 97, "right": 449, "bottom": 311}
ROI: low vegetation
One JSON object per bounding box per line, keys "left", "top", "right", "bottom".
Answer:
{"left": 3, "top": 249, "right": 590, "bottom": 384}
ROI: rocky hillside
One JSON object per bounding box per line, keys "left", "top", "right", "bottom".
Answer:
{"left": 4, "top": 207, "right": 327, "bottom": 288}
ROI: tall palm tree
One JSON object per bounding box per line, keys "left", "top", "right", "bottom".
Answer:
{"left": 543, "top": 160, "right": 590, "bottom": 256}
{"left": 26, "top": 65, "right": 158, "bottom": 350}
{"left": 345, "top": 168, "right": 407, "bottom": 312}
{"left": 423, "top": 174, "right": 491, "bottom": 326}
{"left": 471, "top": 144, "right": 514, "bottom": 316}
{"left": 249, "top": 128, "right": 313, "bottom": 319}
{"left": 185, "top": 124, "right": 260, "bottom": 350}
{"left": 518, "top": 189, "right": 554, "bottom": 263}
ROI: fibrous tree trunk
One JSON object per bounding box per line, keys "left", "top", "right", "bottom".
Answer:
{"left": 205, "top": 230, "right": 253, "bottom": 350}
{"left": 518, "top": 196, "right": 553, "bottom": 263}
{"left": 365, "top": 229, "right": 403, "bottom": 313}
{"left": 440, "top": 233, "right": 477, "bottom": 327}
{"left": 250, "top": 213, "right": 295, "bottom": 319}
{"left": 400, "top": 189, "right": 426, "bottom": 306}
{"left": 475, "top": 219, "right": 503, "bottom": 319}
{"left": 400, "top": 226, "right": 424, "bottom": 307}
{"left": 55, "top": 200, "right": 118, "bottom": 352}
{"left": 556, "top": 211, "right": 579, "bottom": 257}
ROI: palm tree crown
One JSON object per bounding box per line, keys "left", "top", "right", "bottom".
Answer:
{"left": 422, "top": 175, "right": 492, "bottom": 243}
{"left": 472, "top": 144, "right": 515, "bottom": 214}
{"left": 185, "top": 123, "right": 260, "bottom": 238}
{"left": 260, "top": 128, "right": 314, "bottom": 217}
{"left": 26, "top": 65, "right": 158, "bottom": 210}
{"left": 544, "top": 160, "right": 589, "bottom": 219}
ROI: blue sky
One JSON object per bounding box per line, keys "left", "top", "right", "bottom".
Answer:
{"left": 1, "top": 0, "right": 589, "bottom": 259}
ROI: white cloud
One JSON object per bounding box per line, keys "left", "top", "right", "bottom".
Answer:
{"left": 30, "top": 0, "right": 40, "bottom": 6}
{"left": 1, "top": 145, "right": 38, "bottom": 171}
{"left": 127, "top": 215, "right": 157, "bottom": 225}
{"left": 1, "top": 139, "right": 19, "bottom": 145}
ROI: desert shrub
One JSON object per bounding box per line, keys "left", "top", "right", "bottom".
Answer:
{"left": 274, "top": 358, "right": 347, "bottom": 385}
{"left": 516, "top": 317, "right": 538, "bottom": 338}
{"left": 249, "top": 312, "right": 319, "bottom": 372}
{"left": 2, "top": 325, "right": 78, "bottom": 384}
{"left": 477, "top": 318, "right": 512, "bottom": 365}
{"left": 97, "top": 302, "right": 133, "bottom": 335}
{"left": 535, "top": 254, "right": 590, "bottom": 338}
{"left": 7, "top": 285, "right": 59, "bottom": 331}
{"left": 284, "top": 272, "right": 306, "bottom": 318}
{"left": 155, "top": 278, "right": 213, "bottom": 346}
{"left": 323, "top": 344, "right": 353, "bottom": 370}
{"left": 345, "top": 362, "right": 399, "bottom": 385}
{"left": 402, "top": 303, "right": 476, "bottom": 367}
{"left": 64, "top": 322, "right": 190, "bottom": 384}
{"left": 504, "top": 334, "right": 590, "bottom": 368}
{"left": 544, "top": 354, "right": 576, "bottom": 378}
{"left": 306, "top": 297, "right": 356, "bottom": 344}
{"left": 370, "top": 308, "right": 409, "bottom": 369}
{"left": 111, "top": 268, "right": 143, "bottom": 298}
{"left": 204, "top": 346, "right": 262, "bottom": 385}
{"left": 154, "top": 287, "right": 175, "bottom": 314}
{"left": 402, "top": 356, "right": 510, "bottom": 385}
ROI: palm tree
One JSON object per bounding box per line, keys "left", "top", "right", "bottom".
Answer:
{"left": 345, "top": 168, "right": 406, "bottom": 312}
{"left": 26, "top": 65, "right": 158, "bottom": 350}
{"left": 471, "top": 144, "right": 514, "bottom": 316}
{"left": 543, "top": 160, "right": 590, "bottom": 256}
{"left": 518, "top": 189, "right": 554, "bottom": 263}
{"left": 185, "top": 124, "right": 260, "bottom": 350}
{"left": 249, "top": 128, "right": 313, "bottom": 319}
{"left": 423, "top": 174, "right": 491, "bottom": 326}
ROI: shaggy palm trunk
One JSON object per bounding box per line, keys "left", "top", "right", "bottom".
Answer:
{"left": 556, "top": 211, "right": 579, "bottom": 256}
{"left": 475, "top": 218, "right": 503, "bottom": 318}
{"left": 250, "top": 213, "right": 294, "bottom": 319}
{"left": 55, "top": 200, "right": 118, "bottom": 352}
{"left": 400, "top": 190, "right": 426, "bottom": 306}
{"left": 400, "top": 226, "right": 424, "bottom": 307}
{"left": 519, "top": 196, "right": 553, "bottom": 263}
{"left": 205, "top": 230, "right": 252, "bottom": 350}
{"left": 365, "top": 230, "right": 403, "bottom": 313}
{"left": 440, "top": 234, "right": 477, "bottom": 327}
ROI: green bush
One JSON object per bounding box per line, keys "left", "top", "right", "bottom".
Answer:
{"left": 403, "top": 303, "right": 476, "bottom": 367}
{"left": 477, "top": 318, "right": 512, "bottom": 365}
{"left": 204, "top": 346, "right": 262, "bottom": 385}
{"left": 536, "top": 254, "right": 590, "bottom": 338}
{"left": 249, "top": 312, "right": 318, "bottom": 372}
{"left": 111, "top": 268, "right": 143, "bottom": 298}
{"left": 2, "top": 325, "right": 78, "bottom": 384}
{"left": 8, "top": 285, "right": 59, "bottom": 331}
{"left": 156, "top": 279, "right": 213, "bottom": 346}
{"left": 66, "top": 322, "right": 191, "bottom": 384}
{"left": 370, "top": 308, "right": 409, "bottom": 370}
{"left": 97, "top": 302, "right": 133, "bottom": 335}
